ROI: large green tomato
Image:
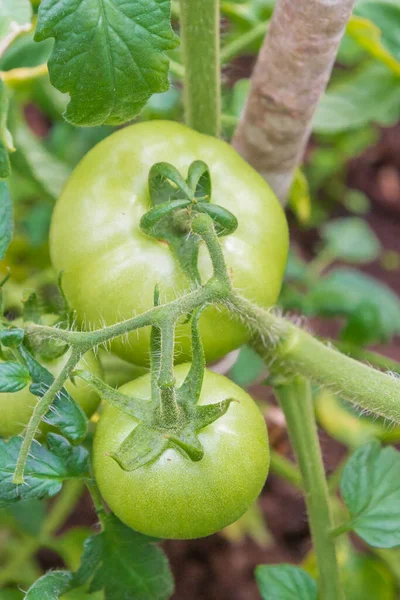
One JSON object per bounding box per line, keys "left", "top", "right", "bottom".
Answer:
{"left": 0, "top": 350, "right": 101, "bottom": 438}
{"left": 50, "top": 121, "right": 288, "bottom": 365}
{"left": 93, "top": 365, "right": 269, "bottom": 539}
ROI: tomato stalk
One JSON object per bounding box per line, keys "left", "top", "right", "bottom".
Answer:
{"left": 18, "top": 215, "right": 400, "bottom": 481}
{"left": 179, "top": 0, "right": 221, "bottom": 136}
{"left": 274, "top": 376, "right": 344, "bottom": 600}
{"left": 13, "top": 348, "right": 81, "bottom": 484}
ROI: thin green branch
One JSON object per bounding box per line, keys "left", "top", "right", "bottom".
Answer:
{"left": 86, "top": 479, "right": 107, "bottom": 528}
{"left": 229, "top": 295, "right": 400, "bottom": 424}
{"left": 179, "top": 0, "right": 221, "bottom": 135}
{"left": 275, "top": 377, "right": 344, "bottom": 599}
{"left": 13, "top": 349, "right": 81, "bottom": 484}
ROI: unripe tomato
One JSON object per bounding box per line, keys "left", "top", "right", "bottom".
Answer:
{"left": 50, "top": 121, "right": 288, "bottom": 365}
{"left": 0, "top": 350, "right": 102, "bottom": 438}
{"left": 93, "top": 365, "right": 269, "bottom": 539}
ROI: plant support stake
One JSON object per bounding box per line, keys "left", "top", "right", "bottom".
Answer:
{"left": 232, "top": 0, "right": 356, "bottom": 204}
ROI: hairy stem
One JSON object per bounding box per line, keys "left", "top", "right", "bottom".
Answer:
{"left": 13, "top": 349, "right": 81, "bottom": 484}
{"left": 86, "top": 479, "right": 107, "bottom": 527}
{"left": 230, "top": 295, "right": 400, "bottom": 424}
{"left": 232, "top": 0, "right": 355, "bottom": 203}
{"left": 179, "top": 0, "right": 220, "bottom": 136}
{"left": 275, "top": 377, "right": 344, "bottom": 599}
{"left": 158, "top": 322, "right": 181, "bottom": 425}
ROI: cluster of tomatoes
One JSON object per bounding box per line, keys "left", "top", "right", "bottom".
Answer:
{"left": 2, "top": 122, "right": 289, "bottom": 539}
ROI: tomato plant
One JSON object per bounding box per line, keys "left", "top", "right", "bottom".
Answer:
{"left": 50, "top": 120, "right": 288, "bottom": 366}
{"left": 1, "top": 1, "right": 400, "bottom": 599}
{"left": 94, "top": 365, "right": 269, "bottom": 539}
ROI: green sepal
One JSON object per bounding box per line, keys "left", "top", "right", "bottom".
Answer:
{"left": 140, "top": 198, "right": 190, "bottom": 236}
{"left": 167, "top": 426, "right": 204, "bottom": 461}
{"left": 148, "top": 162, "right": 192, "bottom": 205}
{"left": 177, "top": 308, "right": 205, "bottom": 404}
{"left": 187, "top": 160, "right": 211, "bottom": 201}
{"left": 168, "top": 233, "right": 201, "bottom": 285}
{"left": 141, "top": 160, "right": 238, "bottom": 285}
{"left": 195, "top": 202, "right": 238, "bottom": 236}
{"left": 73, "top": 369, "right": 151, "bottom": 423}
{"left": 112, "top": 423, "right": 169, "bottom": 471}
{"left": 0, "top": 327, "right": 25, "bottom": 348}
{"left": 193, "top": 398, "right": 236, "bottom": 431}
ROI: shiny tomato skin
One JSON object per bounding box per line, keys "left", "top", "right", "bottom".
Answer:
{"left": 50, "top": 121, "right": 288, "bottom": 365}
{"left": 0, "top": 350, "right": 102, "bottom": 438}
{"left": 93, "top": 365, "right": 269, "bottom": 540}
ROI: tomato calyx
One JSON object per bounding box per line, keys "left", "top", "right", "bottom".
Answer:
{"left": 140, "top": 161, "right": 238, "bottom": 285}
{"left": 75, "top": 308, "right": 236, "bottom": 471}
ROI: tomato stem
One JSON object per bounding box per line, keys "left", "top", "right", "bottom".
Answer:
{"left": 179, "top": 0, "right": 221, "bottom": 136}
{"left": 274, "top": 376, "right": 344, "bottom": 600}
{"left": 13, "top": 348, "right": 81, "bottom": 484}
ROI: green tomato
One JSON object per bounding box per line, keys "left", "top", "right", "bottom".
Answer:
{"left": 93, "top": 364, "right": 269, "bottom": 539}
{"left": 0, "top": 350, "right": 102, "bottom": 438}
{"left": 50, "top": 121, "right": 288, "bottom": 365}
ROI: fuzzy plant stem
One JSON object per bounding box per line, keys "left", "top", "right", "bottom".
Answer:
{"left": 229, "top": 295, "right": 400, "bottom": 424}
{"left": 275, "top": 376, "right": 344, "bottom": 599}
{"left": 179, "top": 0, "right": 221, "bottom": 136}
{"left": 19, "top": 217, "right": 400, "bottom": 483}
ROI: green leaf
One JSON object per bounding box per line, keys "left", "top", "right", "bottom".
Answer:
{"left": 346, "top": 15, "right": 400, "bottom": 74}
{"left": 0, "top": 180, "right": 13, "bottom": 259}
{"left": 0, "top": 0, "right": 32, "bottom": 55}
{"left": 0, "top": 433, "right": 89, "bottom": 506}
{"left": 356, "top": 1, "right": 400, "bottom": 61}
{"left": 25, "top": 570, "right": 74, "bottom": 600}
{"left": 230, "top": 345, "right": 265, "bottom": 387}
{"left": 313, "top": 63, "right": 400, "bottom": 133}
{"left": 255, "top": 564, "right": 317, "bottom": 600}
{"left": 340, "top": 441, "right": 400, "bottom": 547}
{"left": 35, "top": 0, "right": 179, "bottom": 126}
{"left": 80, "top": 515, "right": 174, "bottom": 600}
{"left": 320, "top": 217, "right": 381, "bottom": 264}
{"left": 6, "top": 498, "right": 46, "bottom": 535}
{"left": 0, "top": 361, "right": 30, "bottom": 392}
{"left": 0, "top": 79, "right": 14, "bottom": 178}
{"left": 303, "top": 267, "right": 400, "bottom": 341}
